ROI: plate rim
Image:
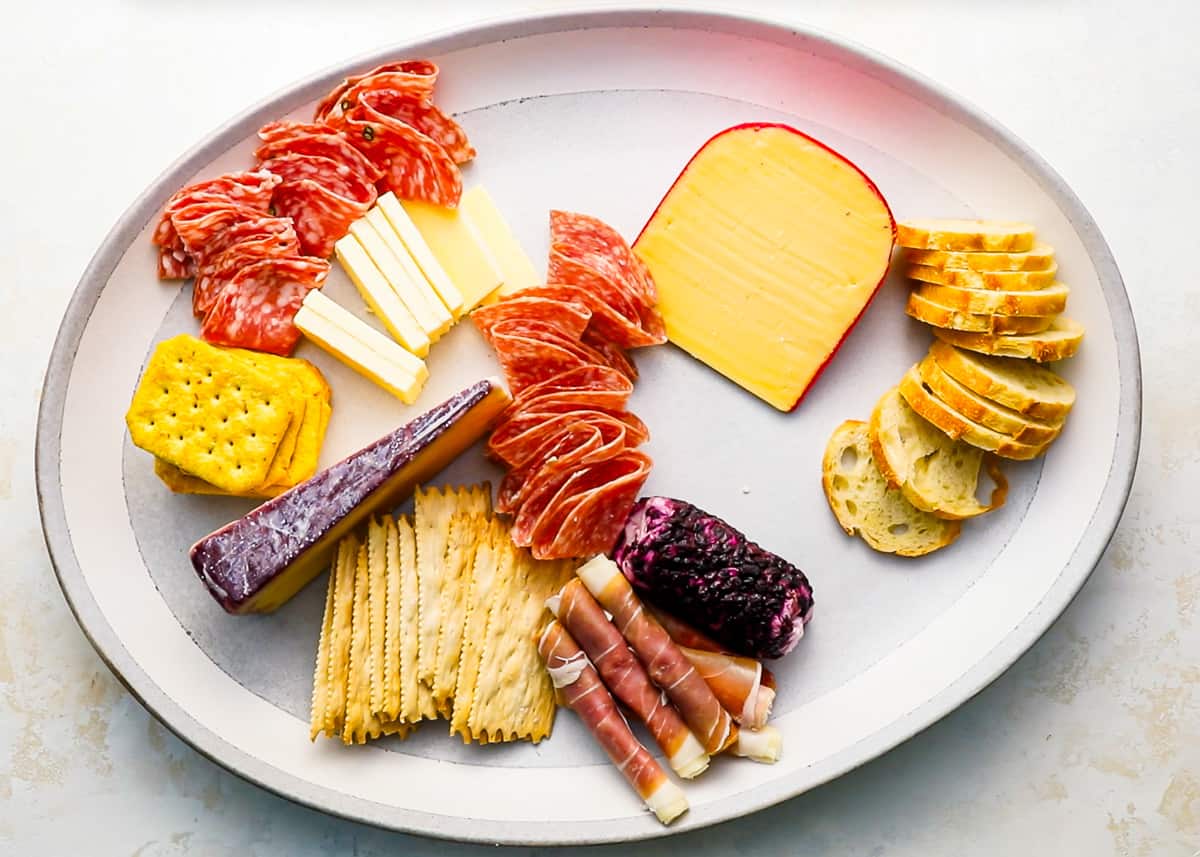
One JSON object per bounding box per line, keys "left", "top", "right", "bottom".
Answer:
{"left": 35, "top": 5, "right": 1141, "bottom": 845}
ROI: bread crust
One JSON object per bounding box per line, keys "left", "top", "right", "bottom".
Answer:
{"left": 907, "top": 291, "right": 1052, "bottom": 334}
{"left": 929, "top": 340, "right": 1075, "bottom": 420}
{"left": 931, "top": 318, "right": 1084, "bottom": 362}
{"left": 918, "top": 356, "right": 1062, "bottom": 445}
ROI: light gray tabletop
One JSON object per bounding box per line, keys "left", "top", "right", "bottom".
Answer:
{"left": 4, "top": 1, "right": 1196, "bottom": 854}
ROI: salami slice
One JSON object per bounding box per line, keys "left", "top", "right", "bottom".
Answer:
{"left": 550, "top": 210, "right": 653, "bottom": 307}
{"left": 330, "top": 91, "right": 462, "bottom": 206}
{"left": 488, "top": 408, "right": 647, "bottom": 467}
{"left": 488, "top": 330, "right": 593, "bottom": 394}
{"left": 266, "top": 156, "right": 376, "bottom": 257}
{"left": 152, "top": 171, "right": 281, "bottom": 278}
{"left": 582, "top": 329, "right": 638, "bottom": 382}
{"left": 355, "top": 89, "right": 475, "bottom": 164}
{"left": 255, "top": 121, "right": 384, "bottom": 183}
{"left": 170, "top": 200, "right": 270, "bottom": 256}
{"left": 497, "top": 416, "right": 630, "bottom": 514}
{"left": 199, "top": 257, "right": 329, "bottom": 355}
{"left": 506, "top": 365, "right": 632, "bottom": 415}
{"left": 472, "top": 295, "right": 592, "bottom": 345}
{"left": 314, "top": 60, "right": 439, "bottom": 124}
{"left": 192, "top": 219, "right": 300, "bottom": 318}
{"left": 529, "top": 451, "right": 653, "bottom": 559}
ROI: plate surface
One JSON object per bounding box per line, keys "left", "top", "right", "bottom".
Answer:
{"left": 36, "top": 8, "right": 1139, "bottom": 845}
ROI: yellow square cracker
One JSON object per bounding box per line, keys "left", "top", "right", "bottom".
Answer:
{"left": 309, "top": 554, "right": 338, "bottom": 741}
{"left": 382, "top": 515, "right": 402, "bottom": 722}
{"left": 324, "top": 535, "right": 359, "bottom": 739}
{"left": 450, "top": 519, "right": 512, "bottom": 742}
{"left": 344, "top": 543, "right": 383, "bottom": 744}
{"left": 431, "top": 484, "right": 493, "bottom": 710}
{"left": 366, "top": 518, "right": 389, "bottom": 722}
{"left": 397, "top": 515, "right": 438, "bottom": 723}
{"left": 126, "top": 334, "right": 293, "bottom": 493}
{"left": 153, "top": 457, "right": 282, "bottom": 499}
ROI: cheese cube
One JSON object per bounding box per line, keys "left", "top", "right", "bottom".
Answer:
{"left": 295, "top": 291, "right": 427, "bottom": 404}
{"left": 334, "top": 236, "right": 430, "bottom": 357}
{"left": 376, "top": 192, "right": 464, "bottom": 316}
{"left": 460, "top": 186, "right": 541, "bottom": 301}
{"left": 400, "top": 198, "right": 505, "bottom": 314}
{"left": 357, "top": 212, "right": 454, "bottom": 338}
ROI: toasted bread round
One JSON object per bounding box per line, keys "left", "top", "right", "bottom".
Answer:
{"left": 896, "top": 219, "right": 1035, "bottom": 252}
{"left": 929, "top": 340, "right": 1075, "bottom": 420}
{"left": 905, "top": 262, "right": 1057, "bottom": 291}
{"left": 904, "top": 243, "right": 1055, "bottom": 273}
{"left": 822, "top": 420, "right": 961, "bottom": 556}
{"left": 914, "top": 281, "right": 1068, "bottom": 316}
{"left": 898, "top": 366, "right": 1048, "bottom": 460}
{"left": 906, "top": 291, "right": 1053, "bottom": 334}
{"left": 932, "top": 317, "right": 1085, "bottom": 362}
{"left": 918, "top": 356, "right": 1062, "bottom": 445}
{"left": 869, "top": 387, "right": 1006, "bottom": 520}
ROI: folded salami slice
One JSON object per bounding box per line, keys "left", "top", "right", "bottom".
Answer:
{"left": 314, "top": 60, "right": 439, "bottom": 124}
{"left": 255, "top": 121, "right": 384, "bottom": 183}
{"left": 472, "top": 296, "right": 592, "bottom": 344}
{"left": 538, "top": 621, "right": 688, "bottom": 825}
{"left": 582, "top": 328, "right": 638, "bottom": 381}
{"left": 265, "top": 155, "right": 376, "bottom": 258}
{"left": 355, "top": 89, "right": 475, "bottom": 164}
{"left": 200, "top": 256, "right": 329, "bottom": 355}
{"left": 504, "top": 365, "right": 633, "bottom": 416}
{"left": 496, "top": 417, "right": 630, "bottom": 514}
{"left": 192, "top": 218, "right": 300, "bottom": 318}
{"left": 488, "top": 408, "right": 648, "bottom": 468}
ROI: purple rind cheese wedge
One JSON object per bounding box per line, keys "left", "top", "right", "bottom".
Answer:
{"left": 190, "top": 377, "right": 510, "bottom": 614}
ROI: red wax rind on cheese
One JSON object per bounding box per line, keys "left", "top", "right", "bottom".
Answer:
{"left": 189, "top": 378, "right": 511, "bottom": 614}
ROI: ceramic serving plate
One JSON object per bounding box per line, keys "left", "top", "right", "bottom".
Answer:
{"left": 36, "top": 8, "right": 1140, "bottom": 845}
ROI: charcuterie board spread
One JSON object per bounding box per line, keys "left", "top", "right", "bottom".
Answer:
{"left": 122, "top": 58, "right": 1086, "bottom": 825}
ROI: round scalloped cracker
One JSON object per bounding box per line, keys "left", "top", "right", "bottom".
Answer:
{"left": 125, "top": 335, "right": 295, "bottom": 493}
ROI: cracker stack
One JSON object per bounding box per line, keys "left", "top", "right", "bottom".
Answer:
{"left": 126, "top": 335, "right": 331, "bottom": 498}
{"left": 309, "top": 484, "right": 576, "bottom": 745}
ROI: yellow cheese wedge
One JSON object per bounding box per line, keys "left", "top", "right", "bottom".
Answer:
{"left": 334, "top": 235, "right": 430, "bottom": 357}
{"left": 376, "top": 192, "right": 464, "bottom": 316}
{"left": 634, "top": 123, "right": 895, "bottom": 412}
{"left": 400, "top": 198, "right": 505, "bottom": 314}
{"left": 295, "top": 291, "right": 428, "bottom": 404}
{"left": 460, "top": 186, "right": 541, "bottom": 301}
{"left": 358, "top": 211, "right": 454, "bottom": 338}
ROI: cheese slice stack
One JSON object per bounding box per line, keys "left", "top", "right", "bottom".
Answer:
{"left": 634, "top": 124, "right": 896, "bottom": 412}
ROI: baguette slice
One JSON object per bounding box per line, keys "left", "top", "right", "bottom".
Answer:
{"left": 914, "top": 281, "right": 1068, "bottom": 316}
{"left": 869, "top": 387, "right": 1006, "bottom": 520}
{"left": 932, "top": 317, "right": 1085, "bottom": 362}
{"left": 905, "top": 262, "right": 1057, "bottom": 291}
{"left": 896, "top": 219, "right": 1035, "bottom": 252}
{"left": 898, "top": 366, "right": 1047, "bottom": 460}
{"left": 822, "top": 420, "right": 961, "bottom": 556}
{"left": 918, "top": 355, "right": 1062, "bottom": 445}
{"left": 904, "top": 243, "right": 1055, "bottom": 273}
{"left": 929, "top": 340, "right": 1075, "bottom": 420}
{"left": 907, "top": 290, "right": 1052, "bottom": 334}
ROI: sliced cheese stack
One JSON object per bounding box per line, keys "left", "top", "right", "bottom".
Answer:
{"left": 897, "top": 219, "right": 1084, "bottom": 362}
{"left": 304, "top": 188, "right": 540, "bottom": 401}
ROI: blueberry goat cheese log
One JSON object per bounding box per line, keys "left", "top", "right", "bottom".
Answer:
{"left": 612, "top": 497, "right": 815, "bottom": 659}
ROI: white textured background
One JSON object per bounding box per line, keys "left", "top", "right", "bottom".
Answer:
{"left": 3, "top": 1, "right": 1197, "bottom": 854}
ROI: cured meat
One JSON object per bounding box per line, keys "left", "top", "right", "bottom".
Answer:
{"left": 314, "top": 60, "right": 439, "bottom": 124}
{"left": 473, "top": 296, "right": 592, "bottom": 345}
{"left": 538, "top": 621, "right": 688, "bottom": 825}
{"left": 582, "top": 328, "right": 638, "bottom": 381}
{"left": 200, "top": 256, "right": 329, "bottom": 355}
{"left": 576, "top": 556, "right": 737, "bottom": 755}
{"left": 529, "top": 451, "right": 651, "bottom": 559}
{"left": 549, "top": 578, "right": 709, "bottom": 778}
{"left": 487, "top": 408, "right": 648, "bottom": 468}
{"left": 506, "top": 364, "right": 632, "bottom": 413}
{"left": 192, "top": 218, "right": 300, "bottom": 317}
{"left": 255, "top": 121, "right": 384, "bottom": 183}
{"left": 353, "top": 89, "right": 475, "bottom": 164}
{"left": 496, "top": 423, "right": 607, "bottom": 514}
{"left": 152, "top": 171, "right": 280, "bottom": 279}
{"left": 680, "top": 646, "right": 774, "bottom": 729}
{"left": 170, "top": 200, "right": 268, "bottom": 256}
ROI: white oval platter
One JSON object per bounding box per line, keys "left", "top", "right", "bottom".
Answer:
{"left": 36, "top": 8, "right": 1140, "bottom": 846}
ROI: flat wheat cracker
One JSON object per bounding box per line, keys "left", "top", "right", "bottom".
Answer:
{"left": 431, "top": 485, "right": 492, "bottom": 710}
{"left": 414, "top": 486, "right": 455, "bottom": 690}
{"left": 308, "top": 554, "right": 338, "bottom": 741}
{"left": 452, "top": 519, "right": 514, "bottom": 742}
{"left": 382, "top": 515, "right": 402, "bottom": 722}
{"left": 366, "top": 517, "right": 389, "bottom": 721}
{"left": 397, "top": 515, "right": 437, "bottom": 723}
{"left": 345, "top": 544, "right": 383, "bottom": 744}
{"left": 126, "top": 334, "right": 293, "bottom": 493}
{"left": 324, "top": 536, "right": 358, "bottom": 738}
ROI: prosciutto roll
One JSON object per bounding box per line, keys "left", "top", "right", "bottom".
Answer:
{"left": 680, "top": 646, "right": 775, "bottom": 730}
{"left": 576, "top": 556, "right": 737, "bottom": 755}
{"left": 538, "top": 621, "right": 688, "bottom": 825}
{"left": 548, "top": 578, "right": 709, "bottom": 778}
